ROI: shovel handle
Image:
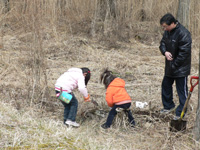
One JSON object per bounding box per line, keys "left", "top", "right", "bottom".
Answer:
{"left": 190, "top": 76, "right": 199, "bottom": 92}
{"left": 180, "top": 76, "right": 199, "bottom": 119}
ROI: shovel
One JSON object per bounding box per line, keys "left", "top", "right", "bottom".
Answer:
{"left": 170, "top": 76, "right": 199, "bottom": 132}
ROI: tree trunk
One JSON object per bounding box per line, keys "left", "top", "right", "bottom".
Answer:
{"left": 2, "top": 0, "right": 10, "bottom": 13}
{"left": 103, "top": 0, "right": 116, "bottom": 36}
{"left": 177, "top": 0, "right": 190, "bottom": 29}
{"left": 91, "top": 0, "right": 116, "bottom": 37}
{"left": 96, "top": 0, "right": 116, "bottom": 22}
{"left": 57, "top": 0, "right": 66, "bottom": 15}
{"left": 108, "top": 0, "right": 116, "bottom": 19}
{"left": 194, "top": 44, "right": 200, "bottom": 141}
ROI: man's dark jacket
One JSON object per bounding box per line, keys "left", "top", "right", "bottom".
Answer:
{"left": 159, "top": 22, "right": 192, "bottom": 78}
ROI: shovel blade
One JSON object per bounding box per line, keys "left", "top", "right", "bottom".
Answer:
{"left": 170, "top": 120, "right": 187, "bottom": 132}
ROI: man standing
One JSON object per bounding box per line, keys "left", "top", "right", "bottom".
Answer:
{"left": 159, "top": 13, "right": 192, "bottom": 120}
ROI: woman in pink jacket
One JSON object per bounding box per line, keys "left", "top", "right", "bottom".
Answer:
{"left": 55, "top": 67, "right": 91, "bottom": 127}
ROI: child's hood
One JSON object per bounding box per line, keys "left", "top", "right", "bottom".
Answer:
{"left": 109, "top": 78, "right": 125, "bottom": 88}
{"left": 67, "top": 68, "right": 82, "bottom": 73}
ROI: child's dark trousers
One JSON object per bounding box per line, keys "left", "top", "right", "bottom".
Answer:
{"left": 105, "top": 103, "right": 135, "bottom": 127}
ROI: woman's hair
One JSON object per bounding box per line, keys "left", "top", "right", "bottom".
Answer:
{"left": 160, "top": 13, "right": 177, "bottom": 25}
{"left": 81, "top": 67, "right": 91, "bottom": 86}
{"left": 100, "top": 68, "right": 116, "bottom": 89}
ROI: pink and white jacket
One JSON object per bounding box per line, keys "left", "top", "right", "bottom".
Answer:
{"left": 55, "top": 68, "right": 88, "bottom": 98}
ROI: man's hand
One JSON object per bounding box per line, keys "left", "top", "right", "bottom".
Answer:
{"left": 165, "top": 51, "right": 173, "bottom": 61}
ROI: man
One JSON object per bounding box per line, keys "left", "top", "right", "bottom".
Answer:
{"left": 159, "top": 13, "right": 192, "bottom": 120}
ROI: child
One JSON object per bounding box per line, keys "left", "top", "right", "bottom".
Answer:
{"left": 100, "top": 69, "right": 135, "bottom": 129}
{"left": 55, "top": 67, "right": 91, "bottom": 127}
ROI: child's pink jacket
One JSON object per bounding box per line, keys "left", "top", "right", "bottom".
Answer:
{"left": 55, "top": 68, "right": 88, "bottom": 97}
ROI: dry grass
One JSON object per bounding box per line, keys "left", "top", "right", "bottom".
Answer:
{"left": 0, "top": 31, "right": 199, "bottom": 149}
{"left": 0, "top": 0, "right": 200, "bottom": 150}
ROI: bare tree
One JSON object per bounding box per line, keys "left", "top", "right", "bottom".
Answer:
{"left": 2, "top": 0, "right": 10, "bottom": 13}
{"left": 176, "top": 0, "right": 200, "bottom": 141}
{"left": 97, "top": 0, "right": 116, "bottom": 21}
{"left": 194, "top": 45, "right": 200, "bottom": 141}
{"left": 57, "top": 0, "right": 66, "bottom": 15}
{"left": 91, "top": 0, "right": 116, "bottom": 37}
{"left": 177, "top": 0, "right": 190, "bottom": 28}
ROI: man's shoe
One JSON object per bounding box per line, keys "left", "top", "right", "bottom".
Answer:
{"left": 101, "top": 123, "right": 110, "bottom": 129}
{"left": 160, "top": 107, "right": 175, "bottom": 114}
{"left": 65, "top": 120, "right": 80, "bottom": 127}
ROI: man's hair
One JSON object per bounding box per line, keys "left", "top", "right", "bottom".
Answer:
{"left": 81, "top": 67, "right": 91, "bottom": 86}
{"left": 100, "top": 68, "right": 116, "bottom": 89}
{"left": 160, "top": 13, "right": 177, "bottom": 25}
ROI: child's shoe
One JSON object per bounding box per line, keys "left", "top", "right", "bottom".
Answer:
{"left": 65, "top": 120, "right": 80, "bottom": 127}
{"left": 101, "top": 123, "right": 110, "bottom": 129}
{"left": 130, "top": 120, "right": 135, "bottom": 128}
{"left": 173, "top": 116, "right": 180, "bottom": 120}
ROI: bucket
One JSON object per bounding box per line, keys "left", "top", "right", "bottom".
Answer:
{"left": 58, "top": 91, "right": 73, "bottom": 104}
